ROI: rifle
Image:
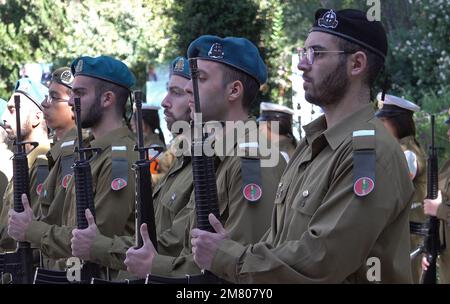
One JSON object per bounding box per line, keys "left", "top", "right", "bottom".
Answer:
{"left": 72, "top": 97, "right": 101, "bottom": 282}
{"left": 189, "top": 58, "right": 220, "bottom": 233}
{"left": 421, "top": 115, "right": 446, "bottom": 284}
{"left": 132, "top": 91, "right": 163, "bottom": 249}
{"left": 0, "top": 95, "right": 38, "bottom": 284}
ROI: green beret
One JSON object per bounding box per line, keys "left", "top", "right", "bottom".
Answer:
{"left": 170, "top": 57, "right": 190, "bottom": 79}
{"left": 52, "top": 67, "right": 74, "bottom": 89}
{"left": 14, "top": 78, "right": 48, "bottom": 110}
{"left": 71, "top": 55, "right": 136, "bottom": 90}
{"left": 187, "top": 35, "right": 267, "bottom": 85}
{"left": 311, "top": 9, "right": 388, "bottom": 60}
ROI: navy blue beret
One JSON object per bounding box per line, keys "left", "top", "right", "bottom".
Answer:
{"left": 170, "top": 57, "right": 190, "bottom": 79}
{"left": 187, "top": 35, "right": 267, "bottom": 85}
{"left": 311, "top": 9, "right": 388, "bottom": 60}
{"left": 52, "top": 67, "right": 74, "bottom": 89}
{"left": 71, "top": 55, "right": 136, "bottom": 90}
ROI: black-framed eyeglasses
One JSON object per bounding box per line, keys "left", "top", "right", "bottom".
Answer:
{"left": 298, "top": 47, "right": 355, "bottom": 65}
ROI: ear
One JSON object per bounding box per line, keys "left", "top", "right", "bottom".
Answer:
{"left": 227, "top": 80, "right": 244, "bottom": 103}
{"left": 30, "top": 110, "right": 44, "bottom": 128}
{"left": 349, "top": 51, "right": 368, "bottom": 78}
{"left": 101, "top": 91, "right": 115, "bottom": 108}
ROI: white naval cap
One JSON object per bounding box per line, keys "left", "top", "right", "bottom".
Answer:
{"left": 375, "top": 93, "right": 420, "bottom": 118}
{"left": 258, "top": 102, "right": 295, "bottom": 121}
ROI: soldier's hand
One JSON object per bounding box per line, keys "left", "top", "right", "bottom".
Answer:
{"left": 423, "top": 190, "right": 442, "bottom": 216}
{"left": 7, "top": 193, "right": 33, "bottom": 242}
{"left": 71, "top": 209, "right": 98, "bottom": 260}
{"left": 191, "top": 213, "right": 228, "bottom": 271}
{"left": 124, "top": 223, "right": 156, "bottom": 278}
{"left": 422, "top": 255, "right": 430, "bottom": 271}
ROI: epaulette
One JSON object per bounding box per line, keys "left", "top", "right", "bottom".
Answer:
{"left": 110, "top": 143, "right": 129, "bottom": 191}
{"left": 352, "top": 128, "right": 376, "bottom": 197}
{"left": 35, "top": 157, "right": 49, "bottom": 196}
{"left": 239, "top": 141, "right": 263, "bottom": 203}
{"left": 60, "top": 139, "right": 76, "bottom": 189}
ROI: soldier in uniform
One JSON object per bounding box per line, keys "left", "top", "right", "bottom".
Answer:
{"left": 375, "top": 93, "right": 427, "bottom": 283}
{"left": 8, "top": 56, "right": 138, "bottom": 280}
{"left": 70, "top": 56, "right": 194, "bottom": 272}
{"left": 258, "top": 101, "right": 297, "bottom": 163}
{"left": 422, "top": 107, "right": 450, "bottom": 283}
{"left": 0, "top": 78, "right": 50, "bottom": 252}
{"left": 190, "top": 9, "right": 415, "bottom": 283}
{"left": 124, "top": 36, "right": 287, "bottom": 279}
{"left": 37, "top": 67, "right": 77, "bottom": 223}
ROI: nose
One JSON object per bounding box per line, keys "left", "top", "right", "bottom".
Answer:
{"left": 161, "top": 95, "right": 170, "bottom": 109}
{"left": 41, "top": 95, "right": 50, "bottom": 108}
{"left": 298, "top": 56, "right": 310, "bottom": 72}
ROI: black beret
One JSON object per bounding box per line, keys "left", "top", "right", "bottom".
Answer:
{"left": 311, "top": 9, "right": 388, "bottom": 60}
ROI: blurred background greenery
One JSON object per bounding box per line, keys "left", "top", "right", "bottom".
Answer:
{"left": 0, "top": 0, "right": 448, "bottom": 162}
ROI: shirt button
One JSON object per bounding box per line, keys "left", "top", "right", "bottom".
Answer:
{"left": 302, "top": 190, "right": 309, "bottom": 197}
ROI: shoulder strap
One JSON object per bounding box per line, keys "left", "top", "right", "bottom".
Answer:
{"left": 240, "top": 158, "right": 262, "bottom": 204}
{"left": 110, "top": 143, "right": 129, "bottom": 191}
{"left": 352, "top": 128, "right": 376, "bottom": 197}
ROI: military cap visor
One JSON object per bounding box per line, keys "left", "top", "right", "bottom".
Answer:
{"left": 310, "top": 9, "right": 388, "bottom": 60}
{"left": 71, "top": 55, "right": 136, "bottom": 91}
{"left": 375, "top": 104, "right": 416, "bottom": 118}
{"left": 187, "top": 35, "right": 267, "bottom": 85}
{"left": 258, "top": 111, "right": 294, "bottom": 122}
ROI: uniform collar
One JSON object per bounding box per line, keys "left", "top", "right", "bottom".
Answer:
{"left": 90, "top": 126, "right": 133, "bottom": 150}
{"left": 303, "top": 103, "right": 375, "bottom": 150}
{"left": 27, "top": 141, "right": 50, "bottom": 168}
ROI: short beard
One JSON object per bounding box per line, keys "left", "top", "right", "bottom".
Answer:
{"left": 82, "top": 97, "right": 103, "bottom": 128}
{"left": 305, "top": 58, "right": 350, "bottom": 107}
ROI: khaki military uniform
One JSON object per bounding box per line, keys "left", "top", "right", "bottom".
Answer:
{"left": 24, "top": 126, "right": 137, "bottom": 277}
{"left": 399, "top": 135, "right": 427, "bottom": 283}
{"left": 38, "top": 128, "right": 78, "bottom": 225}
{"left": 87, "top": 136, "right": 193, "bottom": 271}
{"left": 151, "top": 121, "right": 287, "bottom": 277}
{"left": 0, "top": 143, "right": 50, "bottom": 252}
{"left": 436, "top": 158, "right": 450, "bottom": 283}
{"left": 209, "top": 104, "right": 414, "bottom": 283}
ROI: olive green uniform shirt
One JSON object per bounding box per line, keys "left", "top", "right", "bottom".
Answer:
{"left": 150, "top": 122, "right": 287, "bottom": 277}
{"left": 88, "top": 153, "right": 193, "bottom": 271}
{"left": 0, "top": 143, "right": 50, "bottom": 251}
{"left": 23, "top": 127, "right": 137, "bottom": 266}
{"left": 435, "top": 158, "right": 450, "bottom": 283}
{"left": 209, "top": 104, "right": 415, "bottom": 283}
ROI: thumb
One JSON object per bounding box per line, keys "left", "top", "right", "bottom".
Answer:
{"left": 437, "top": 190, "right": 442, "bottom": 201}
{"left": 85, "top": 209, "right": 95, "bottom": 227}
{"left": 21, "top": 193, "right": 31, "bottom": 211}
{"left": 140, "top": 223, "right": 152, "bottom": 247}
{"left": 209, "top": 213, "right": 226, "bottom": 235}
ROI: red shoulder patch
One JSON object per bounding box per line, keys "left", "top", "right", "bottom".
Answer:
{"left": 36, "top": 183, "right": 43, "bottom": 196}
{"left": 353, "top": 177, "right": 375, "bottom": 197}
{"left": 61, "top": 174, "right": 73, "bottom": 189}
{"left": 243, "top": 183, "right": 262, "bottom": 202}
{"left": 111, "top": 178, "right": 127, "bottom": 191}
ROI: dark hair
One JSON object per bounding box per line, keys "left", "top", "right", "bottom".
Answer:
{"left": 387, "top": 112, "right": 416, "bottom": 139}
{"left": 141, "top": 110, "right": 165, "bottom": 144}
{"left": 220, "top": 64, "right": 260, "bottom": 110}
{"left": 93, "top": 78, "right": 130, "bottom": 116}
{"left": 267, "top": 117, "right": 297, "bottom": 148}
{"left": 334, "top": 37, "right": 385, "bottom": 88}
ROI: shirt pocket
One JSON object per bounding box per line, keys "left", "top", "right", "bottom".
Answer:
{"left": 291, "top": 185, "right": 324, "bottom": 217}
